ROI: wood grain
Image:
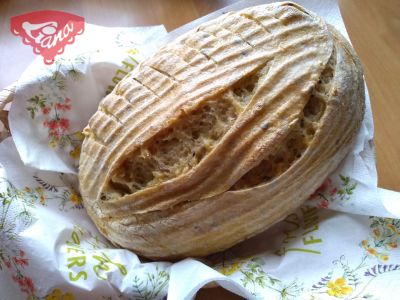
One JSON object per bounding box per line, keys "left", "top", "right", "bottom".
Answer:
{"left": 339, "top": 0, "right": 400, "bottom": 192}
{"left": 0, "top": 1, "right": 398, "bottom": 299}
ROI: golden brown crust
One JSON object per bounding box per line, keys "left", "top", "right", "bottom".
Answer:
{"left": 79, "top": 2, "right": 365, "bottom": 259}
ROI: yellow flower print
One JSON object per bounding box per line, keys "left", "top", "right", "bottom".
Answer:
{"left": 24, "top": 187, "right": 31, "bottom": 193}
{"left": 69, "top": 192, "right": 82, "bottom": 205}
{"left": 367, "top": 247, "right": 377, "bottom": 256}
{"left": 39, "top": 194, "right": 45, "bottom": 204}
{"left": 69, "top": 145, "right": 81, "bottom": 160}
{"left": 45, "top": 288, "right": 76, "bottom": 300}
{"left": 127, "top": 48, "right": 138, "bottom": 55}
{"left": 49, "top": 139, "right": 58, "bottom": 148}
{"left": 327, "top": 277, "right": 353, "bottom": 298}
{"left": 387, "top": 224, "right": 400, "bottom": 236}
{"left": 219, "top": 260, "right": 245, "bottom": 276}
{"left": 361, "top": 218, "right": 400, "bottom": 261}
{"left": 35, "top": 187, "right": 46, "bottom": 205}
{"left": 379, "top": 254, "right": 389, "bottom": 261}
{"left": 45, "top": 288, "right": 62, "bottom": 300}
{"left": 373, "top": 228, "right": 381, "bottom": 238}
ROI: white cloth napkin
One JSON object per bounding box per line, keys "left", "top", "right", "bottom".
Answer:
{"left": 1, "top": 1, "right": 400, "bottom": 300}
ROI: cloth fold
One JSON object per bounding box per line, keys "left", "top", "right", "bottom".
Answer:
{"left": 1, "top": 1, "right": 399, "bottom": 299}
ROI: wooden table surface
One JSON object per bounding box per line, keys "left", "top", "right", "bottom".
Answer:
{"left": 0, "top": 0, "right": 399, "bottom": 299}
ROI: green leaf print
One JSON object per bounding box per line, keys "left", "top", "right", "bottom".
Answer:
{"left": 131, "top": 265, "right": 169, "bottom": 300}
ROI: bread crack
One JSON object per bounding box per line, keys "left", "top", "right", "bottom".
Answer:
{"left": 147, "top": 65, "right": 178, "bottom": 83}
{"left": 132, "top": 77, "right": 161, "bottom": 98}
{"left": 230, "top": 48, "right": 336, "bottom": 190}
{"left": 240, "top": 13, "right": 273, "bottom": 34}
{"left": 106, "top": 64, "right": 269, "bottom": 197}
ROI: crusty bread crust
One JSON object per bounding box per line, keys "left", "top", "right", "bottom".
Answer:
{"left": 79, "top": 2, "right": 365, "bottom": 259}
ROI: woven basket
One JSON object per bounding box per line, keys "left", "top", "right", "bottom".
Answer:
{"left": 0, "top": 83, "right": 16, "bottom": 142}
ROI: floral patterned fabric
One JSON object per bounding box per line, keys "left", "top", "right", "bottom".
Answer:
{"left": 2, "top": 1, "right": 400, "bottom": 300}
{"left": 9, "top": 24, "right": 166, "bottom": 173}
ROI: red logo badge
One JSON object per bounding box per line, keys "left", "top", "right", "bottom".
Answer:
{"left": 11, "top": 11, "right": 85, "bottom": 65}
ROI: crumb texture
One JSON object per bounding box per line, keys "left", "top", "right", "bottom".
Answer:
{"left": 108, "top": 64, "right": 269, "bottom": 196}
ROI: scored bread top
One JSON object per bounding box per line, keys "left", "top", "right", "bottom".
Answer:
{"left": 79, "top": 2, "right": 364, "bottom": 259}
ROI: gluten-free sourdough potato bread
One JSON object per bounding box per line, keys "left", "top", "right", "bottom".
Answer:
{"left": 79, "top": 2, "right": 365, "bottom": 259}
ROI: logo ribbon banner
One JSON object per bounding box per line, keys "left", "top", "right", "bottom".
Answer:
{"left": 11, "top": 11, "right": 85, "bottom": 65}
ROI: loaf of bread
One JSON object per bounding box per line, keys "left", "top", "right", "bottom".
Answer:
{"left": 79, "top": 2, "right": 365, "bottom": 259}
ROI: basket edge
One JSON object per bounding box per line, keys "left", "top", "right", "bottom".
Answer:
{"left": 0, "top": 82, "right": 16, "bottom": 142}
